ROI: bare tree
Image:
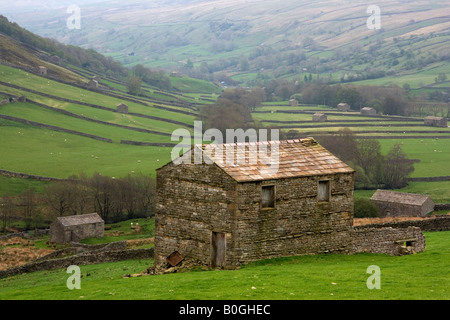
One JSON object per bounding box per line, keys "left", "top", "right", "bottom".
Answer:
{"left": 383, "top": 144, "right": 415, "bottom": 189}
{"left": 1, "top": 194, "right": 15, "bottom": 231}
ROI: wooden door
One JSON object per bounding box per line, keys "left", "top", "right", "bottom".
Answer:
{"left": 211, "top": 232, "right": 226, "bottom": 268}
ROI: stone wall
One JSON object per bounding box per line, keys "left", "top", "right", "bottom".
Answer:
{"left": 155, "top": 161, "right": 237, "bottom": 267}
{"left": 352, "top": 226, "right": 425, "bottom": 255}
{"left": 355, "top": 215, "right": 450, "bottom": 232}
{"left": 0, "top": 243, "right": 153, "bottom": 279}
{"left": 234, "top": 173, "right": 354, "bottom": 265}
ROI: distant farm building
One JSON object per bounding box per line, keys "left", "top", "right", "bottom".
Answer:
{"left": 313, "top": 112, "right": 327, "bottom": 122}
{"left": 87, "top": 79, "right": 99, "bottom": 89}
{"left": 289, "top": 99, "right": 299, "bottom": 106}
{"left": 37, "top": 66, "right": 47, "bottom": 76}
{"left": 337, "top": 103, "right": 350, "bottom": 112}
{"left": 424, "top": 116, "right": 447, "bottom": 128}
{"left": 116, "top": 103, "right": 129, "bottom": 114}
{"left": 361, "top": 107, "right": 377, "bottom": 116}
{"left": 49, "top": 213, "right": 104, "bottom": 244}
{"left": 370, "top": 190, "right": 435, "bottom": 218}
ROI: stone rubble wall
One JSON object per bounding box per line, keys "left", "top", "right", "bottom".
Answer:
{"left": 352, "top": 226, "right": 426, "bottom": 255}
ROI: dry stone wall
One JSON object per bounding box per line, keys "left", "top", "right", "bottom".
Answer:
{"left": 352, "top": 226, "right": 426, "bottom": 255}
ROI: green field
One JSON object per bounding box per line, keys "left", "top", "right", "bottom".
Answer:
{"left": 0, "top": 231, "right": 448, "bottom": 300}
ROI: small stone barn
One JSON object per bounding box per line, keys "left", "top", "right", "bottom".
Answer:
{"left": 116, "top": 103, "right": 129, "bottom": 114}
{"left": 155, "top": 138, "right": 356, "bottom": 269}
{"left": 49, "top": 213, "right": 104, "bottom": 244}
{"left": 361, "top": 107, "right": 377, "bottom": 116}
{"left": 424, "top": 116, "right": 448, "bottom": 128}
{"left": 37, "top": 66, "right": 47, "bottom": 76}
{"left": 313, "top": 112, "right": 327, "bottom": 122}
{"left": 289, "top": 99, "right": 299, "bottom": 106}
{"left": 337, "top": 103, "right": 350, "bottom": 112}
{"left": 370, "top": 190, "right": 435, "bottom": 218}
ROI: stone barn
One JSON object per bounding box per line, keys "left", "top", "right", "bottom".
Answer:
{"left": 424, "top": 116, "right": 447, "bottom": 128}
{"left": 49, "top": 213, "right": 104, "bottom": 244}
{"left": 37, "top": 66, "right": 47, "bottom": 76}
{"left": 155, "top": 138, "right": 356, "bottom": 269}
{"left": 116, "top": 103, "right": 129, "bottom": 114}
{"left": 361, "top": 107, "right": 377, "bottom": 116}
{"left": 289, "top": 99, "right": 299, "bottom": 106}
{"left": 313, "top": 112, "right": 327, "bottom": 122}
{"left": 370, "top": 190, "right": 435, "bottom": 218}
{"left": 87, "top": 79, "right": 99, "bottom": 89}
{"left": 337, "top": 103, "right": 350, "bottom": 112}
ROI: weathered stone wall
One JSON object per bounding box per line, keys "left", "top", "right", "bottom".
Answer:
{"left": 0, "top": 247, "right": 154, "bottom": 279}
{"left": 234, "top": 173, "right": 354, "bottom": 265}
{"left": 355, "top": 215, "right": 450, "bottom": 232}
{"left": 155, "top": 161, "right": 238, "bottom": 267}
{"left": 352, "top": 226, "right": 426, "bottom": 255}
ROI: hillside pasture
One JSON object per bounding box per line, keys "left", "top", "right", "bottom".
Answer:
{"left": 0, "top": 231, "right": 448, "bottom": 300}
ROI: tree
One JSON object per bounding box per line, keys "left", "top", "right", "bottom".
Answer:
{"left": 355, "top": 139, "right": 384, "bottom": 188}
{"left": 1, "top": 194, "right": 15, "bottom": 231}
{"left": 126, "top": 76, "right": 142, "bottom": 95}
{"left": 18, "top": 189, "right": 38, "bottom": 230}
{"left": 382, "top": 143, "right": 415, "bottom": 189}
{"left": 43, "top": 181, "right": 74, "bottom": 217}
{"left": 382, "top": 94, "right": 407, "bottom": 116}
{"left": 354, "top": 198, "right": 378, "bottom": 218}
{"left": 318, "top": 128, "right": 359, "bottom": 163}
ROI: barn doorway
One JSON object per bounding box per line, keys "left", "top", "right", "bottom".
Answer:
{"left": 211, "top": 232, "right": 226, "bottom": 268}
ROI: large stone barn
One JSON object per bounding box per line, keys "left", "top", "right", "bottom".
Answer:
{"left": 370, "top": 190, "right": 435, "bottom": 218}
{"left": 155, "top": 138, "right": 356, "bottom": 269}
{"left": 49, "top": 213, "right": 104, "bottom": 244}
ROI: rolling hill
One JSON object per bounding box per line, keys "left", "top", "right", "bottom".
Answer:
{"left": 0, "top": 17, "right": 222, "bottom": 195}
{"left": 4, "top": 0, "right": 450, "bottom": 89}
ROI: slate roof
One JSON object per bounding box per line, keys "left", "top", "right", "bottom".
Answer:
{"left": 370, "top": 190, "right": 432, "bottom": 206}
{"left": 56, "top": 213, "right": 104, "bottom": 227}
{"left": 195, "top": 138, "right": 354, "bottom": 182}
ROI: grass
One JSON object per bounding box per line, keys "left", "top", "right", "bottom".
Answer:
{"left": 0, "top": 231, "right": 448, "bottom": 300}
{"left": 0, "top": 119, "right": 172, "bottom": 179}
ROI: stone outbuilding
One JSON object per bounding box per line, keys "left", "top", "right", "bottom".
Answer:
{"left": 337, "top": 103, "right": 350, "bottom": 112}
{"left": 313, "top": 112, "right": 327, "bottom": 122}
{"left": 87, "top": 79, "right": 99, "bottom": 89}
{"left": 49, "top": 213, "right": 104, "bottom": 244}
{"left": 37, "top": 66, "right": 47, "bottom": 76}
{"left": 424, "top": 116, "right": 447, "bottom": 128}
{"left": 116, "top": 103, "right": 129, "bottom": 114}
{"left": 370, "top": 190, "right": 435, "bottom": 218}
{"left": 289, "top": 99, "right": 299, "bottom": 106}
{"left": 155, "top": 138, "right": 356, "bottom": 269}
{"left": 361, "top": 107, "right": 377, "bottom": 116}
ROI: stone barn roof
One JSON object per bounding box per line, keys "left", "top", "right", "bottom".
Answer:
{"left": 179, "top": 138, "right": 355, "bottom": 183}
{"left": 370, "top": 190, "right": 432, "bottom": 206}
{"left": 56, "top": 213, "right": 104, "bottom": 227}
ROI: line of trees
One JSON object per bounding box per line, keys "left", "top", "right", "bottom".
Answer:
{"left": 300, "top": 83, "right": 412, "bottom": 115}
{"left": 318, "top": 129, "right": 415, "bottom": 190}
{"left": 0, "top": 173, "right": 156, "bottom": 232}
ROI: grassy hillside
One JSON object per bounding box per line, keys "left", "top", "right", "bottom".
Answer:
{"left": 0, "top": 230, "right": 448, "bottom": 300}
